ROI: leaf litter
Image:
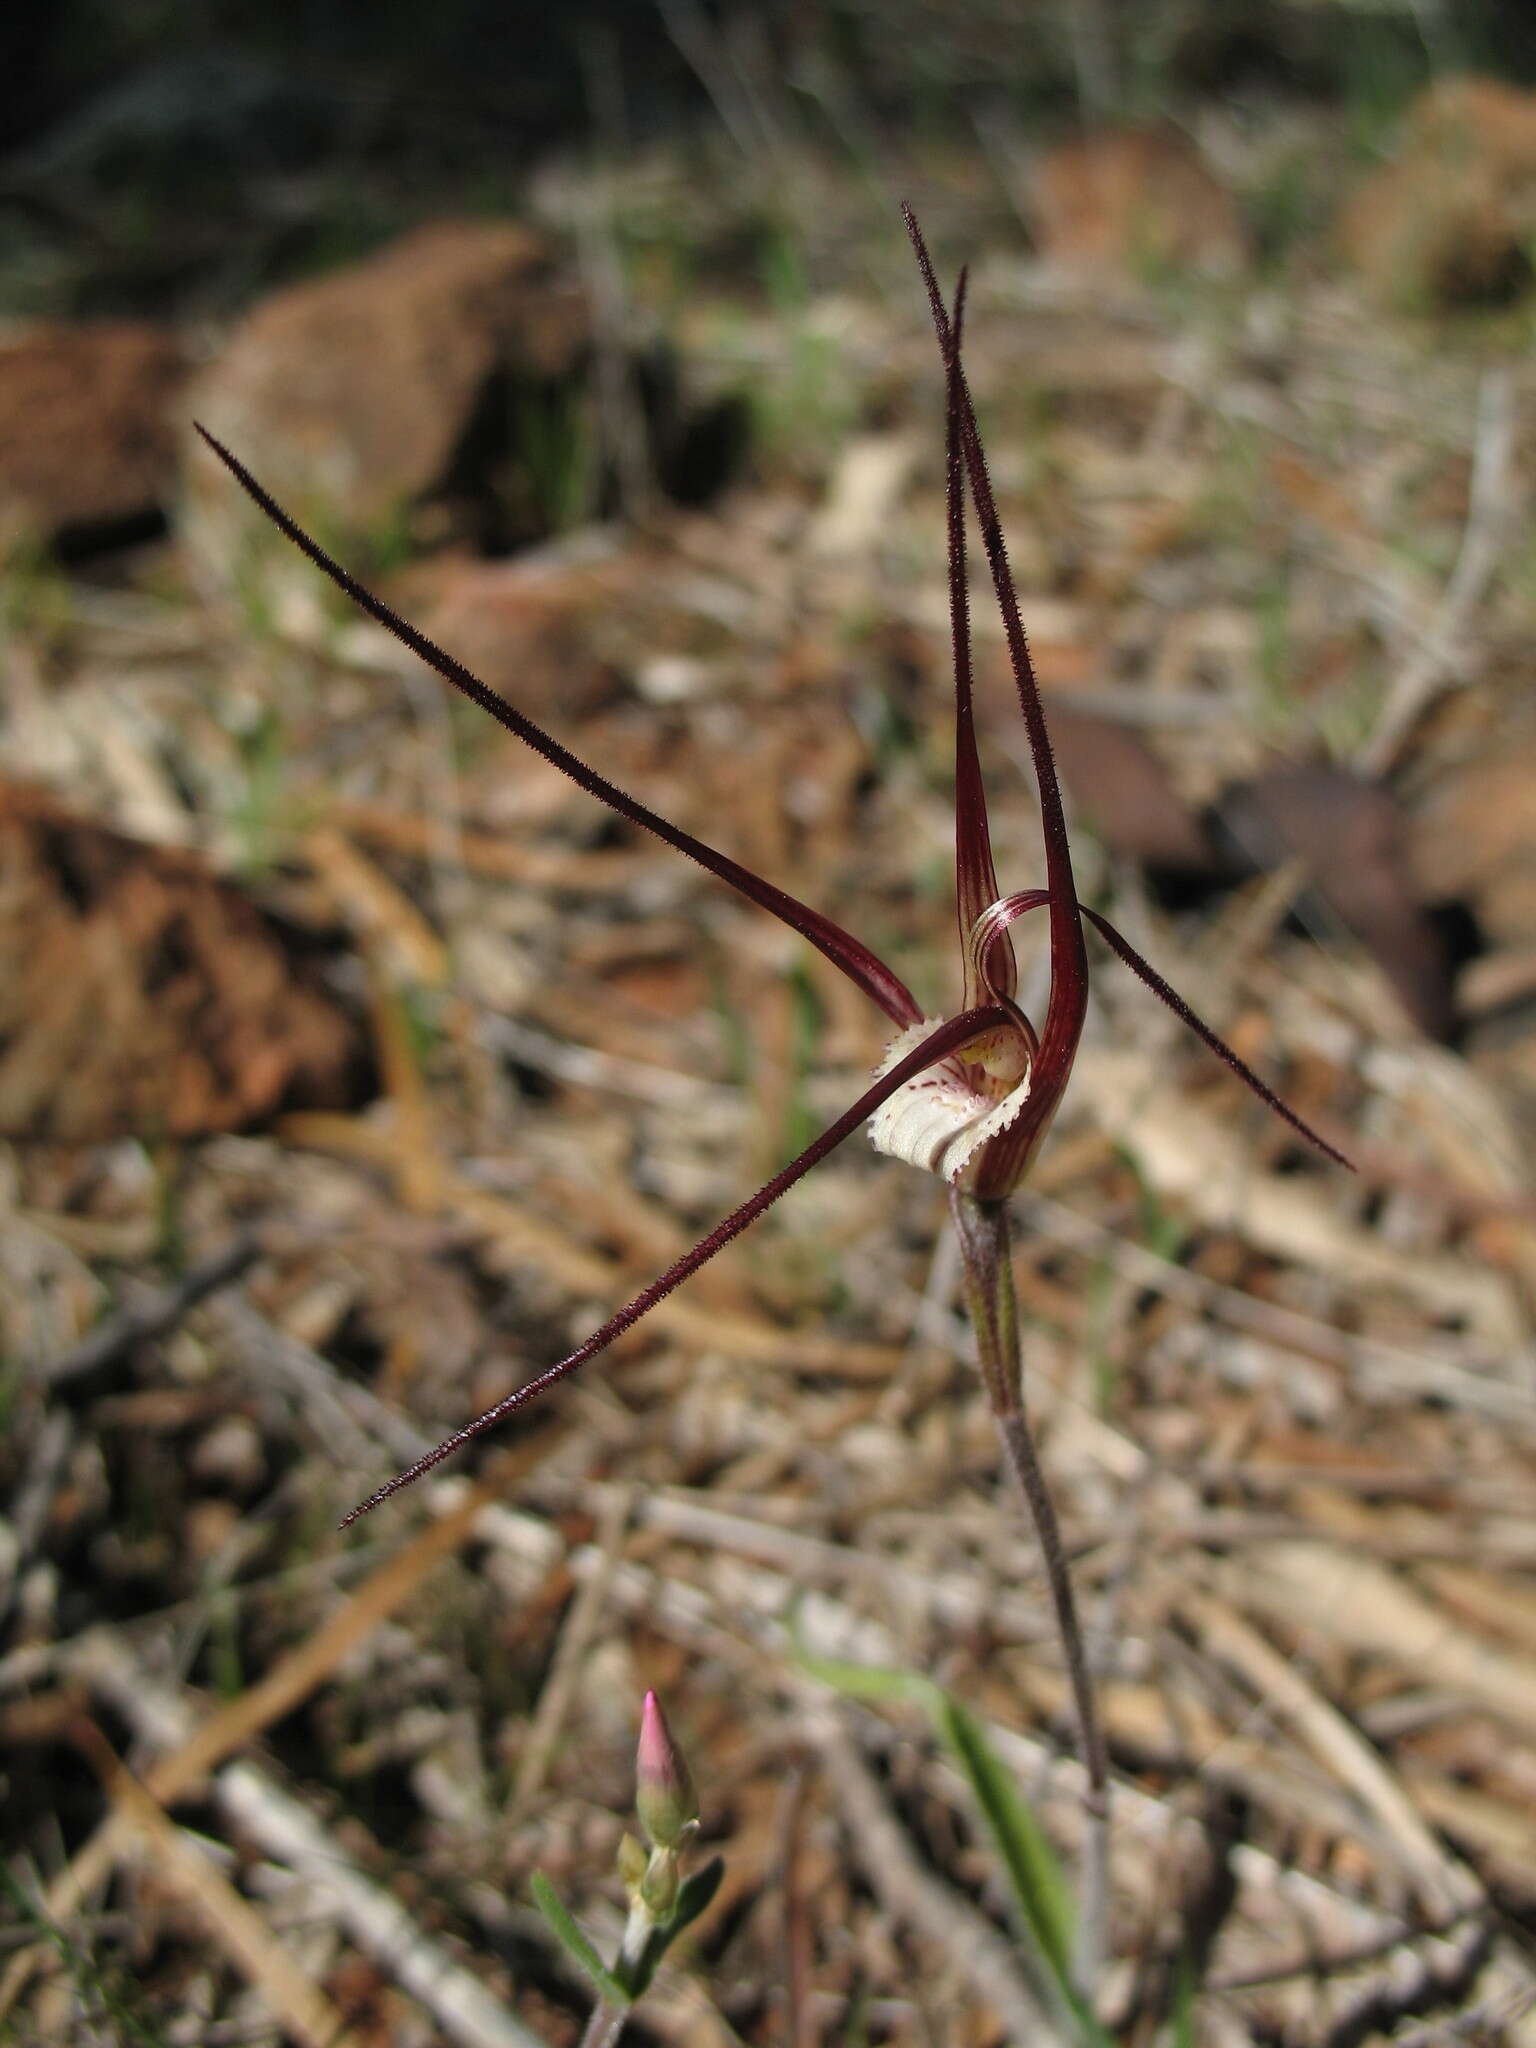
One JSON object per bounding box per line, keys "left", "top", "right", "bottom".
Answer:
{"left": 3, "top": 143, "right": 1536, "bottom": 2046}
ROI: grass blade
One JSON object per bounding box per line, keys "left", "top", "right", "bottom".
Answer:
{"left": 793, "top": 1618, "right": 1116, "bottom": 2044}
{"left": 530, "top": 1873, "right": 632, "bottom": 2008}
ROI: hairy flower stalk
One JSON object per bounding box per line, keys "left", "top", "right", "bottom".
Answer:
{"left": 951, "top": 1182, "right": 1111, "bottom": 1978}
{"left": 202, "top": 205, "right": 1349, "bottom": 2001}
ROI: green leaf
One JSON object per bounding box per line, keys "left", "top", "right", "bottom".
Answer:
{"left": 791, "top": 1609, "right": 1116, "bottom": 2045}
{"left": 790, "top": 1623, "right": 938, "bottom": 1712}
{"left": 670, "top": 1854, "right": 726, "bottom": 1935}
{"left": 931, "top": 1691, "right": 1075, "bottom": 1983}
{"left": 530, "top": 1872, "right": 632, "bottom": 2008}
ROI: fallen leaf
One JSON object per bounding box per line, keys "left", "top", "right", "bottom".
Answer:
{"left": 0, "top": 783, "right": 363, "bottom": 1139}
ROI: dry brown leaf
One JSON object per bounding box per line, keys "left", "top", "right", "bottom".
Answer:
{"left": 0, "top": 783, "right": 361, "bottom": 1139}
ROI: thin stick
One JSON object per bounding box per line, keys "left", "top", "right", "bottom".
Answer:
{"left": 776, "top": 1764, "right": 817, "bottom": 2048}
{"left": 0, "top": 1436, "right": 555, "bottom": 2019}
{"left": 41, "top": 1236, "right": 260, "bottom": 1387}
{"left": 68, "top": 1716, "right": 357, "bottom": 2048}
{"left": 1361, "top": 364, "right": 1514, "bottom": 775}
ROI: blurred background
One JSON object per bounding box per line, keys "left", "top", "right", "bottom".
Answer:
{"left": 5, "top": 0, "right": 1536, "bottom": 325}
{"left": 6, "top": 3, "right": 1536, "bottom": 2043}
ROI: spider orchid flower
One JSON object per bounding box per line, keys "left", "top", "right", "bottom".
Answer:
{"left": 196, "top": 211, "right": 1346, "bottom": 1526}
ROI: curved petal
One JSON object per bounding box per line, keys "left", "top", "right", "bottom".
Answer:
{"left": 196, "top": 427, "right": 923, "bottom": 1031}
{"left": 341, "top": 1003, "right": 1013, "bottom": 1522}
{"left": 966, "top": 888, "right": 1050, "bottom": 1041}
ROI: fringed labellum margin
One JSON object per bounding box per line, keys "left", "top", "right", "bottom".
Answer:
{"left": 868, "top": 1015, "right": 1032, "bottom": 1185}
{"left": 869, "top": 880, "right": 1057, "bottom": 1189}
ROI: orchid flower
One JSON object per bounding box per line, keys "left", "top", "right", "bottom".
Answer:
{"left": 195, "top": 210, "right": 1344, "bottom": 1536}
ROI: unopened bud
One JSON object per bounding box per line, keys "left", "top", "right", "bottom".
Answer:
{"left": 635, "top": 1690, "right": 698, "bottom": 1849}
{"left": 616, "top": 1831, "right": 647, "bottom": 1892}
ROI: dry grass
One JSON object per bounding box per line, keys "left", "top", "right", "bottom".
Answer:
{"left": 4, "top": 132, "right": 1536, "bottom": 2047}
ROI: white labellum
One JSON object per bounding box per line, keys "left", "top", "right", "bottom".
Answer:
{"left": 867, "top": 1018, "right": 1032, "bottom": 1185}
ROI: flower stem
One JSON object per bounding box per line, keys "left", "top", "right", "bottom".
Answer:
{"left": 578, "top": 2002, "right": 627, "bottom": 2048}
{"left": 577, "top": 1898, "right": 653, "bottom": 2048}
{"left": 949, "top": 1188, "right": 1110, "bottom": 1990}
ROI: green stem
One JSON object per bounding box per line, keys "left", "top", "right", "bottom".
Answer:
{"left": 578, "top": 2002, "right": 627, "bottom": 2048}
{"left": 578, "top": 1906, "right": 650, "bottom": 2048}
{"left": 949, "top": 1188, "right": 1110, "bottom": 1992}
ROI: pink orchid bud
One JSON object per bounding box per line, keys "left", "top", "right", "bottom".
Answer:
{"left": 635, "top": 1691, "right": 697, "bottom": 1850}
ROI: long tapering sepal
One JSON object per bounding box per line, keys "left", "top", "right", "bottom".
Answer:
{"left": 195, "top": 426, "right": 923, "bottom": 1031}
{"left": 341, "top": 1003, "right": 1013, "bottom": 1522}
